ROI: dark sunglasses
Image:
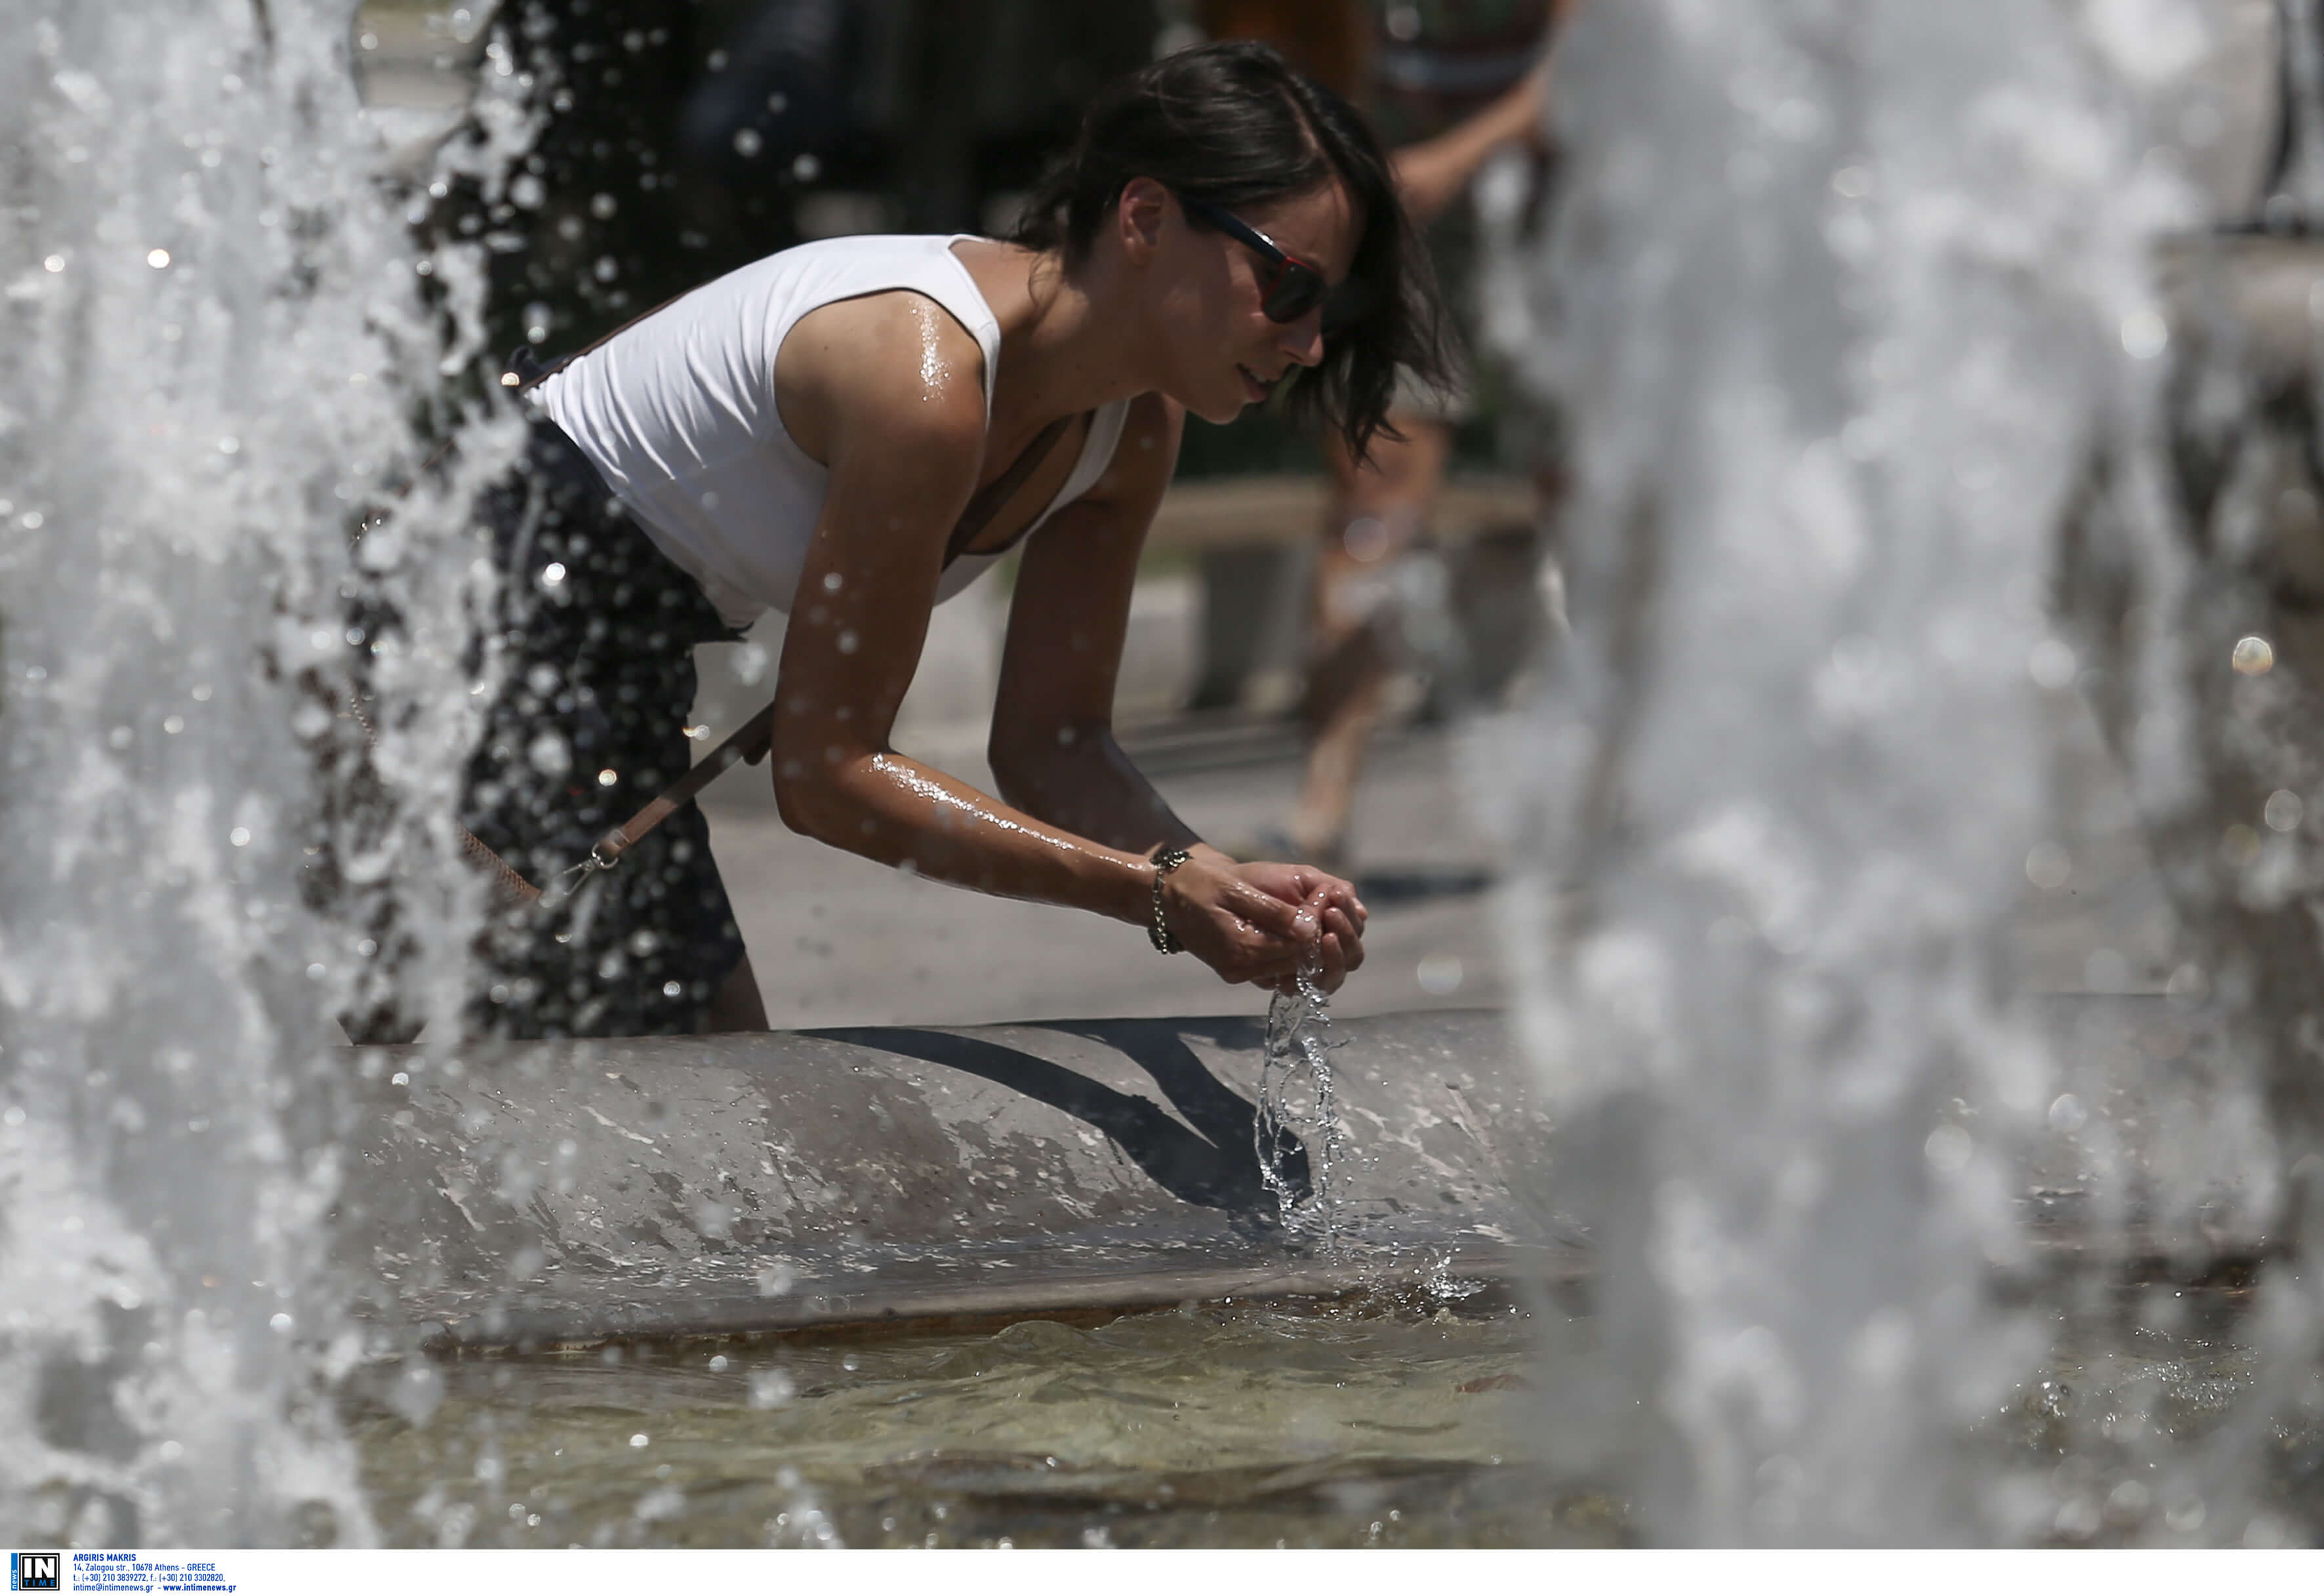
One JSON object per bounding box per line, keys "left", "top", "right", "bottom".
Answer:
{"left": 1184, "top": 198, "right": 1362, "bottom": 332}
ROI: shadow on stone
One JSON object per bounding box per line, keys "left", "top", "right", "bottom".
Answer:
{"left": 814, "top": 1025, "right": 1295, "bottom": 1214}
{"left": 1041, "top": 1018, "right": 1311, "bottom": 1206}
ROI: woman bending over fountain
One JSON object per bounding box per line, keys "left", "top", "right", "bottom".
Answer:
{"left": 459, "top": 41, "right": 1449, "bottom": 1038}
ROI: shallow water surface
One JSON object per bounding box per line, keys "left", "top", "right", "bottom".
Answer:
{"left": 350, "top": 1296, "right": 1623, "bottom": 1549}
{"left": 346, "top": 1277, "right": 2324, "bottom": 1547}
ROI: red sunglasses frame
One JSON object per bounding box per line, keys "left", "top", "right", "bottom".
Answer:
{"left": 1184, "top": 198, "right": 1349, "bottom": 327}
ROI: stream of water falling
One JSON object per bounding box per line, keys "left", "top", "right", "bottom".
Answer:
{"left": 0, "top": 0, "right": 525, "bottom": 1544}
{"left": 1490, "top": 0, "right": 2223, "bottom": 1545}
{"left": 1256, "top": 964, "right": 1349, "bottom": 1242}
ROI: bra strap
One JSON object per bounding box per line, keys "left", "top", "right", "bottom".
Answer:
{"left": 941, "top": 413, "right": 1081, "bottom": 567}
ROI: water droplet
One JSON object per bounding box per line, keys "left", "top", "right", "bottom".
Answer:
{"left": 791, "top": 152, "right": 821, "bottom": 182}
{"left": 1416, "top": 952, "right": 1463, "bottom": 995}
{"left": 540, "top": 561, "right": 566, "bottom": 586}
{"left": 2084, "top": 947, "right": 2131, "bottom": 992}
{"left": 43, "top": 255, "right": 64, "bottom": 273}
{"left": 162, "top": 715, "right": 183, "bottom": 734}
{"left": 662, "top": 980, "right": 682, "bottom": 997}
{"left": 629, "top": 1433, "right": 649, "bottom": 1448}
{"left": 1924, "top": 1123, "right": 1972, "bottom": 1171}
{"left": 268, "top": 1312, "right": 293, "bottom": 1334}
{"left": 597, "top": 767, "right": 618, "bottom": 787}
{"left": 216, "top": 436, "right": 239, "bottom": 455}
{"left": 2119, "top": 306, "right": 2168, "bottom": 359}
{"left": 146, "top": 248, "right": 170, "bottom": 269}
{"left": 2266, "top": 790, "right": 2304, "bottom": 833}
{"left": 2024, "top": 842, "right": 2070, "bottom": 890}
{"left": 836, "top": 629, "right": 859, "bottom": 654}
{"left": 2047, "top": 1093, "right": 2089, "bottom": 1134}
{"left": 2231, "top": 635, "right": 2273, "bottom": 675}
{"left": 2026, "top": 638, "right": 2076, "bottom": 689}
{"left": 228, "top": 827, "right": 251, "bottom": 847}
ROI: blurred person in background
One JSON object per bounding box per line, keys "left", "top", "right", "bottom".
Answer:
{"left": 451, "top": 3, "right": 1153, "bottom": 355}
{"left": 460, "top": 41, "right": 1451, "bottom": 1038}
{"left": 1204, "top": 1, "right": 1569, "bottom": 872}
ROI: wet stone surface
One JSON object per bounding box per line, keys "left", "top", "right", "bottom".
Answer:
{"left": 341, "top": 1010, "right": 1577, "bottom": 1351}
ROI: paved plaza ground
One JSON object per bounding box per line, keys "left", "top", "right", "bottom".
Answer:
{"left": 693, "top": 666, "right": 2183, "bottom": 1032}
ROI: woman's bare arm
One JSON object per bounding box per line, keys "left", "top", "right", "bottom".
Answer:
{"left": 987, "top": 394, "right": 1200, "bottom": 851}
{"left": 767, "top": 297, "right": 1325, "bottom": 987}
{"left": 1390, "top": 47, "right": 1557, "bottom": 226}
{"left": 989, "top": 393, "right": 1366, "bottom": 980}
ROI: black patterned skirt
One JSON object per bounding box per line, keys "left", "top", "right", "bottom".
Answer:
{"left": 462, "top": 411, "right": 749, "bottom": 1038}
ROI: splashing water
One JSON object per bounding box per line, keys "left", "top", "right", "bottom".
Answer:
{"left": 1490, "top": 0, "right": 2209, "bottom": 1545}
{"left": 1256, "top": 960, "right": 1351, "bottom": 1242}
{"left": 0, "top": 0, "right": 523, "bottom": 1542}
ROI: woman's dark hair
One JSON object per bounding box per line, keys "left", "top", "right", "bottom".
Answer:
{"left": 1009, "top": 40, "right": 1450, "bottom": 460}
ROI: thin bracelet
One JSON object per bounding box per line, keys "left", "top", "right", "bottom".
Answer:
{"left": 1149, "top": 846, "right": 1191, "bottom": 954}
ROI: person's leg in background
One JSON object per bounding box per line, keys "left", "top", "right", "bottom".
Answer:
{"left": 1286, "top": 414, "right": 1453, "bottom": 869}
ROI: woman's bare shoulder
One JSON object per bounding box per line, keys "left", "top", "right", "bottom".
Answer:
{"left": 773, "top": 289, "right": 990, "bottom": 466}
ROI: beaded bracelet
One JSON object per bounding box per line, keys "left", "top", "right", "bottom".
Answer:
{"left": 1148, "top": 846, "right": 1191, "bottom": 954}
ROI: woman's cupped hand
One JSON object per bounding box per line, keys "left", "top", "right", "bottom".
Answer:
{"left": 1162, "top": 853, "right": 1368, "bottom": 993}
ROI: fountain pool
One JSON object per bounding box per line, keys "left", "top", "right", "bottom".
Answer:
{"left": 12, "top": 0, "right": 2324, "bottom": 1553}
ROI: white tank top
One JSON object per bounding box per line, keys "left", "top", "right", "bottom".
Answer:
{"left": 532, "top": 234, "right": 1131, "bottom": 628}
